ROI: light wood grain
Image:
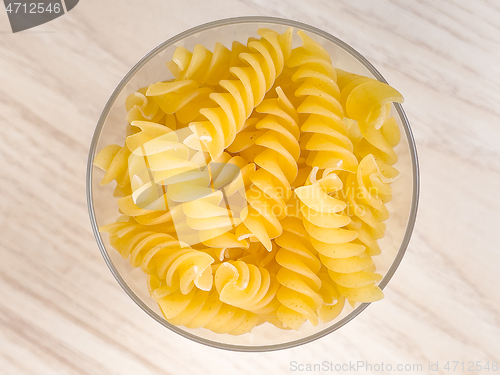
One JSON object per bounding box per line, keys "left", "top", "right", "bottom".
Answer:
{"left": 1, "top": 0, "right": 499, "bottom": 374}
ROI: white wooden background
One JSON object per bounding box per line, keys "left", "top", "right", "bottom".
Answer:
{"left": 1, "top": 1, "right": 499, "bottom": 374}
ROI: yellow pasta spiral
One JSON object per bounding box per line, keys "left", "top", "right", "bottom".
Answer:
{"left": 149, "top": 274, "right": 262, "bottom": 335}
{"left": 166, "top": 41, "right": 249, "bottom": 86}
{"left": 214, "top": 260, "right": 280, "bottom": 314}
{"left": 336, "top": 69, "right": 372, "bottom": 110}
{"left": 237, "top": 241, "right": 280, "bottom": 273}
{"left": 294, "top": 171, "right": 384, "bottom": 304}
{"left": 234, "top": 87, "right": 300, "bottom": 251}
{"left": 125, "top": 86, "right": 166, "bottom": 124}
{"left": 180, "top": 152, "right": 252, "bottom": 252}
{"left": 93, "top": 143, "right": 131, "bottom": 197}
{"left": 126, "top": 42, "right": 250, "bottom": 128}
{"left": 355, "top": 116, "right": 401, "bottom": 168}
{"left": 337, "top": 69, "right": 403, "bottom": 169}
{"left": 145, "top": 80, "right": 214, "bottom": 125}
{"left": 274, "top": 215, "right": 324, "bottom": 330}
{"left": 189, "top": 28, "right": 293, "bottom": 161}
{"left": 316, "top": 271, "right": 345, "bottom": 323}
{"left": 94, "top": 121, "right": 193, "bottom": 206}
{"left": 294, "top": 171, "right": 357, "bottom": 247}
{"left": 100, "top": 220, "right": 215, "bottom": 294}
{"left": 337, "top": 69, "right": 404, "bottom": 131}
{"left": 113, "top": 121, "right": 204, "bottom": 227}
{"left": 288, "top": 30, "right": 358, "bottom": 173}
{"left": 345, "top": 154, "right": 399, "bottom": 250}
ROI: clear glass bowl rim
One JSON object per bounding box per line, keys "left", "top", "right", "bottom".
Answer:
{"left": 86, "top": 15, "right": 420, "bottom": 352}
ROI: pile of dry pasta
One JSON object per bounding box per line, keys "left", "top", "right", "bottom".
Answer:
{"left": 94, "top": 28, "right": 404, "bottom": 335}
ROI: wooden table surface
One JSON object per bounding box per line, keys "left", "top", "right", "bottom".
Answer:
{"left": 1, "top": 1, "right": 499, "bottom": 374}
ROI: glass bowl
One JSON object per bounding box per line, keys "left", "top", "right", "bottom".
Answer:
{"left": 86, "top": 16, "right": 419, "bottom": 352}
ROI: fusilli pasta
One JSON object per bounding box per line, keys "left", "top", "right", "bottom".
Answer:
{"left": 275, "top": 215, "right": 324, "bottom": 330}
{"left": 94, "top": 27, "right": 405, "bottom": 335}
{"left": 289, "top": 31, "right": 358, "bottom": 174}
{"left": 101, "top": 219, "right": 215, "bottom": 294}
{"left": 149, "top": 274, "right": 263, "bottom": 335}
{"left": 189, "top": 28, "right": 293, "bottom": 161}
{"left": 234, "top": 87, "right": 300, "bottom": 251}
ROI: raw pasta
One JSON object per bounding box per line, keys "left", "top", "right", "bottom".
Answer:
{"left": 233, "top": 87, "right": 300, "bottom": 251}
{"left": 289, "top": 31, "right": 358, "bottom": 174}
{"left": 189, "top": 28, "right": 293, "bottom": 161}
{"left": 214, "top": 260, "right": 280, "bottom": 316}
{"left": 149, "top": 274, "right": 263, "bottom": 335}
{"left": 100, "top": 218, "right": 215, "bottom": 293}
{"left": 275, "top": 215, "right": 324, "bottom": 330}
{"left": 167, "top": 41, "right": 247, "bottom": 86}
{"left": 94, "top": 27, "right": 404, "bottom": 335}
